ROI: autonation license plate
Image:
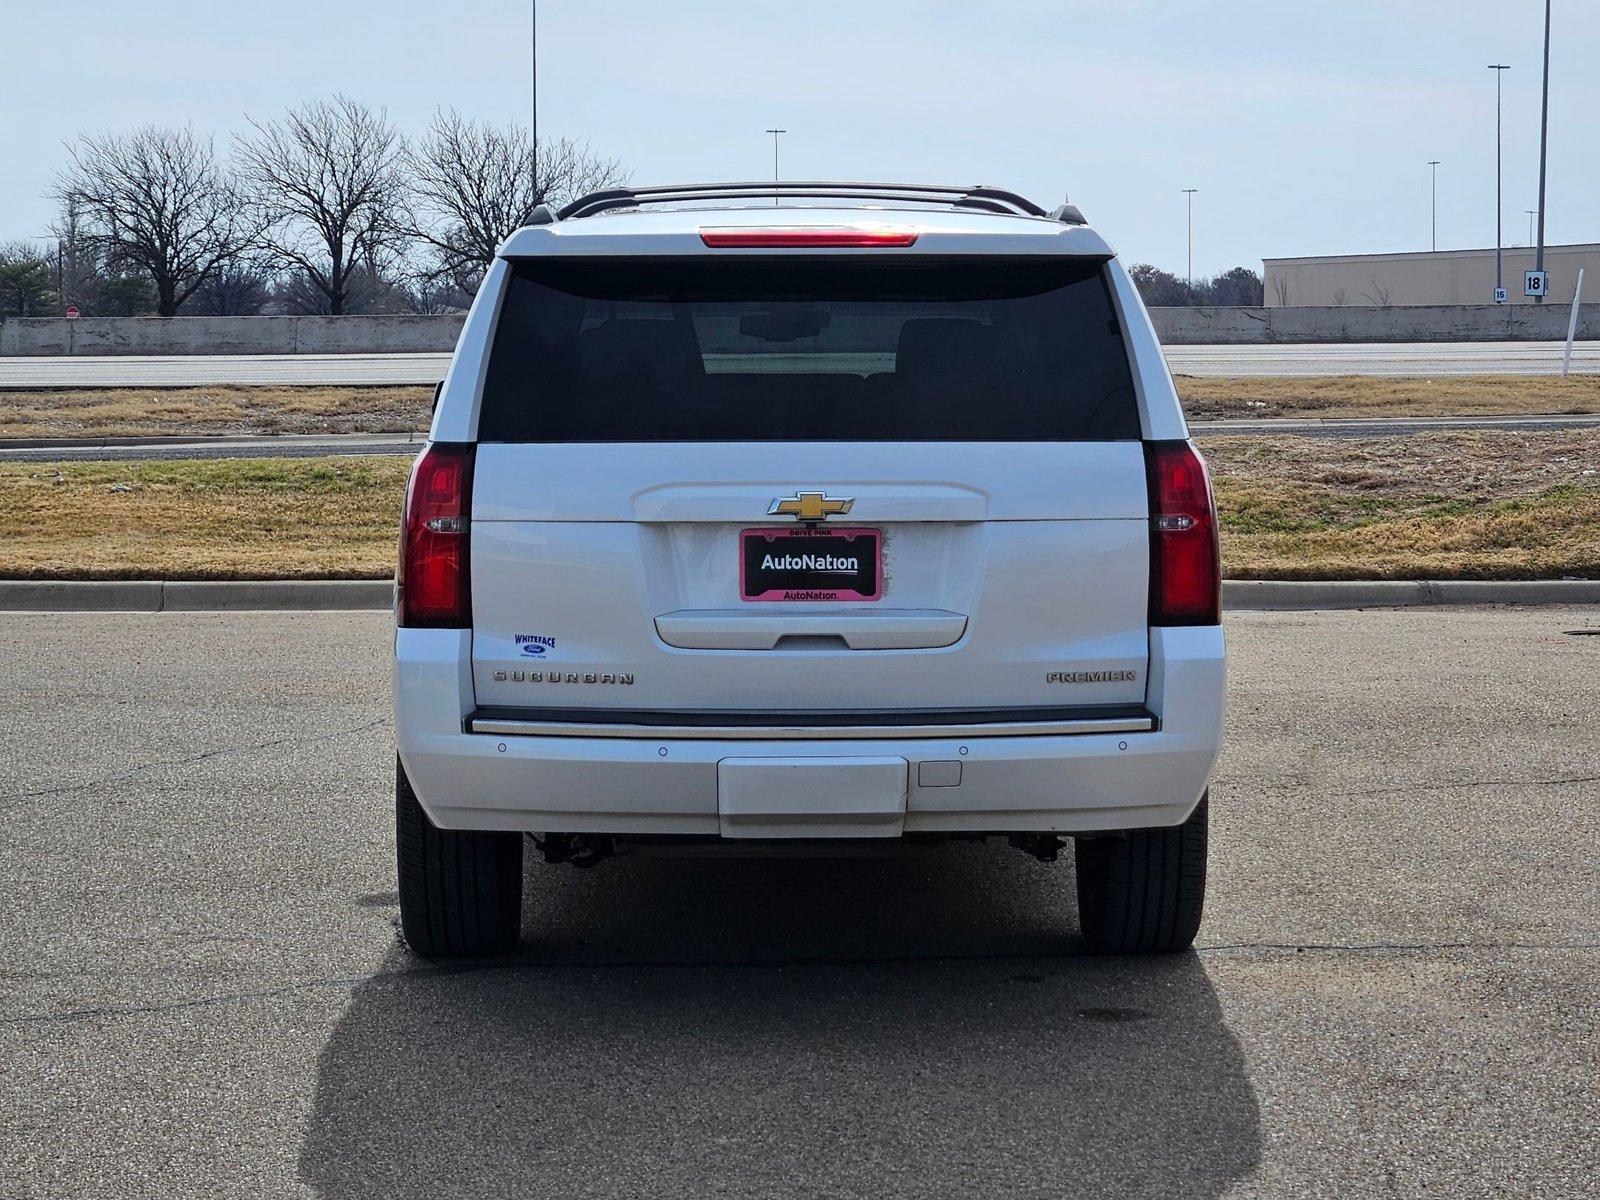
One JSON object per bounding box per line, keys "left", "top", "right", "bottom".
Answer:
{"left": 740, "top": 527, "right": 882, "bottom": 602}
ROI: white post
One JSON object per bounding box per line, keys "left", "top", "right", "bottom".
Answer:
{"left": 1563, "top": 268, "right": 1584, "bottom": 376}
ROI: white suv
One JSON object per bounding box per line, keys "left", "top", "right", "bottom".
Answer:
{"left": 393, "top": 182, "right": 1225, "bottom": 958}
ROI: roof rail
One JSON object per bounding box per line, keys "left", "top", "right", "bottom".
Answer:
{"left": 556, "top": 181, "right": 1051, "bottom": 221}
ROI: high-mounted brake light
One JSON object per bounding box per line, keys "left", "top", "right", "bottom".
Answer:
{"left": 1145, "top": 441, "right": 1221, "bottom": 626}
{"left": 398, "top": 443, "right": 474, "bottom": 628}
{"left": 699, "top": 227, "right": 919, "bottom": 248}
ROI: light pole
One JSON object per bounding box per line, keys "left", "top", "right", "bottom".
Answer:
{"left": 1181, "top": 188, "right": 1198, "bottom": 289}
{"left": 1534, "top": 0, "right": 1552, "bottom": 303}
{"left": 1428, "top": 161, "right": 1441, "bottom": 251}
{"left": 765, "top": 128, "right": 786, "bottom": 204}
{"left": 1527, "top": 210, "right": 1538, "bottom": 246}
{"left": 537, "top": 0, "right": 544, "bottom": 202}
{"left": 1489, "top": 64, "right": 1510, "bottom": 300}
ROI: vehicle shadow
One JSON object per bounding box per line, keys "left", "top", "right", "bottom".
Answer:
{"left": 299, "top": 845, "right": 1260, "bottom": 1198}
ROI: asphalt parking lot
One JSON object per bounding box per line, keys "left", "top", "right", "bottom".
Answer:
{"left": 1, "top": 608, "right": 1596, "bottom": 1198}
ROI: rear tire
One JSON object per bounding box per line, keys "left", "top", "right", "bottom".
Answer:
{"left": 1074, "top": 792, "right": 1208, "bottom": 954}
{"left": 396, "top": 758, "right": 523, "bottom": 957}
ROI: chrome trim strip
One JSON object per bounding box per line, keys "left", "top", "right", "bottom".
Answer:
{"left": 469, "top": 715, "right": 1154, "bottom": 741}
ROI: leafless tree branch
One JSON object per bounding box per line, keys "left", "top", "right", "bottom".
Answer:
{"left": 53, "top": 125, "right": 258, "bottom": 316}
{"left": 1359, "top": 273, "right": 1393, "bottom": 306}
{"left": 405, "top": 109, "right": 626, "bottom": 291}
{"left": 235, "top": 96, "right": 408, "bottom": 315}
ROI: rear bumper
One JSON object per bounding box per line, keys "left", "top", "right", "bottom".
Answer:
{"left": 394, "top": 626, "right": 1225, "bottom": 836}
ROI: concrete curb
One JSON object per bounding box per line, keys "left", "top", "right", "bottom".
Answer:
{"left": 0, "top": 580, "right": 393, "bottom": 612}
{"left": 0, "top": 578, "right": 1595, "bottom": 613}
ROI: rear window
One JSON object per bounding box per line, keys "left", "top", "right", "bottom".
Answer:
{"left": 478, "top": 257, "right": 1138, "bottom": 442}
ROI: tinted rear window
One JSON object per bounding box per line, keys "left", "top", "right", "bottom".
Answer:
{"left": 478, "top": 258, "right": 1138, "bottom": 442}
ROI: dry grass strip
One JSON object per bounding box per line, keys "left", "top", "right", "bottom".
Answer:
{"left": 0, "top": 386, "right": 432, "bottom": 440}
{"left": 3, "top": 375, "right": 1600, "bottom": 441}
{"left": 1, "top": 431, "right": 1596, "bottom": 581}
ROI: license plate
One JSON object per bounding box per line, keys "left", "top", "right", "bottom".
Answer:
{"left": 740, "top": 527, "right": 882, "bottom": 602}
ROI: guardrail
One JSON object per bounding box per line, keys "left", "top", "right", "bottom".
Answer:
{"left": 2, "top": 305, "right": 1598, "bottom": 356}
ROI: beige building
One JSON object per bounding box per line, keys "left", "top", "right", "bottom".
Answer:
{"left": 1263, "top": 242, "right": 1600, "bottom": 307}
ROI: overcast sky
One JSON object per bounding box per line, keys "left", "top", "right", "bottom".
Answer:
{"left": 2, "top": 0, "right": 1593, "bottom": 277}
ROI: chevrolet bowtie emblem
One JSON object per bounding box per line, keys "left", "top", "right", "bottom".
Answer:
{"left": 768, "top": 491, "right": 854, "bottom": 521}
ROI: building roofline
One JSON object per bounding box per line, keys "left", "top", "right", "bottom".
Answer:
{"left": 1264, "top": 242, "right": 1600, "bottom": 266}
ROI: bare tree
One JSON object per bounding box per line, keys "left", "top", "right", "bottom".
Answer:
{"left": 186, "top": 258, "right": 274, "bottom": 315}
{"left": 402, "top": 277, "right": 475, "bottom": 314}
{"left": 54, "top": 125, "right": 256, "bottom": 317}
{"left": 1270, "top": 273, "right": 1292, "bottom": 307}
{"left": 407, "top": 109, "right": 625, "bottom": 290}
{"left": 236, "top": 96, "right": 408, "bottom": 315}
{"left": 272, "top": 260, "right": 410, "bottom": 315}
{"left": 49, "top": 197, "right": 95, "bottom": 313}
{"left": 43, "top": 196, "right": 156, "bottom": 316}
{"left": 1359, "top": 274, "right": 1393, "bottom": 306}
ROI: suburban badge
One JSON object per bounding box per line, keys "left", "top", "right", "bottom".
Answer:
{"left": 492, "top": 670, "right": 634, "bottom": 685}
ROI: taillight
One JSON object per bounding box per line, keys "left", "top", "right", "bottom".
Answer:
{"left": 1145, "top": 440, "right": 1220, "bottom": 626}
{"left": 699, "top": 227, "right": 919, "bottom": 248}
{"left": 398, "top": 443, "right": 473, "bottom": 628}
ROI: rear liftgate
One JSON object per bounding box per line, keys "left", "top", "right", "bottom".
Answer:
{"left": 464, "top": 239, "right": 1158, "bottom": 837}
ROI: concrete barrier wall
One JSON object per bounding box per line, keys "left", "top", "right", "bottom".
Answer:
{"left": 0, "top": 314, "right": 466, "bottom": 357}
{"left": 1151, "top": 303, "right": 1600, "bottom": 345}
{"left": 1, "top": 304, "right": 1596, "bottom": 356}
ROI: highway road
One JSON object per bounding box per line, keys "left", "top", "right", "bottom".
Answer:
{"left": 1, "top": 339, "right": 1599, "bottom": 386}
{"left": 1, "top": 607, "right": 1596, "bottom": 1197}
{"left": 1170, "top": 339, "right": 1600, "bottom": 377}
